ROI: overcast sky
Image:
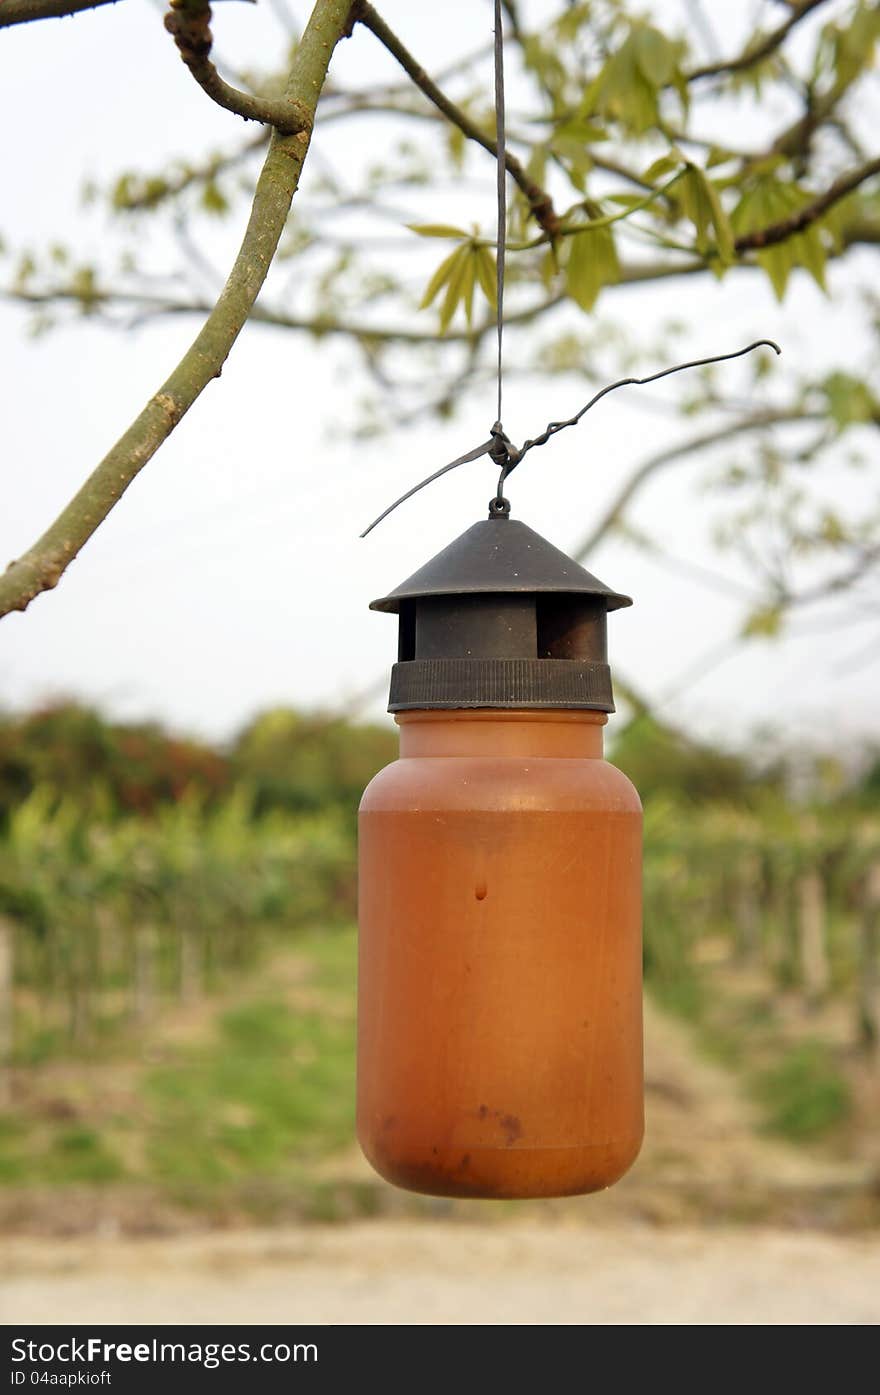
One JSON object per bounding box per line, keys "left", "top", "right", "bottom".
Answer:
{"left": 0, "top": 0, "right": 877, "bottom": 750}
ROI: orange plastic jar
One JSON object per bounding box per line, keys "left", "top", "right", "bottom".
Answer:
{"left": 357, "top": 707, "right": 643, "bottom": 1199}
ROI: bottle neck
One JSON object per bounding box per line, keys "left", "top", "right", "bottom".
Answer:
{"left": 396, "top": 709, "right": 606, "bottom": 758}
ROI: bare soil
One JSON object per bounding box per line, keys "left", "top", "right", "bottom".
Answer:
{"left": 2, "top": 1221, "right": 879, "bottom": 1325}
{"left": 2, "top": 1000, "right": 877, "bottom": 1325}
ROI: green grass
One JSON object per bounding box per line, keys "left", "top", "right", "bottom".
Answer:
{"left": 649, "top": 961, "right": 852, "bottom": 1144}
{"left": 0, "top": 1118, "right": 124, "bottom": 1185}
{"left": 0, "top": 925, "right": 359, "bottom": 1195}
{"left": 41, "top": 1127, "right": 126, "bottom": 1184}
{"left": 752, "top": 1042, "right": 852, "bottom": 1141}
{"left": 0, "top": 919, "right": 855, "bottom": 1206}
{"left": 648, "top": 970, "right": 706, "bottom": 1024}
{"left": 145, "top": 925, "right": 357, "bottom": 1187}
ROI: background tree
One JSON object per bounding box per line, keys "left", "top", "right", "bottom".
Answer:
{"left": 1, "top": 0, "right": 878, "bottom": 668}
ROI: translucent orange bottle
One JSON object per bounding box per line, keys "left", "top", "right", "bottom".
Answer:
{"left": 358, "top": 510, "right": 642, "bottom": 1198}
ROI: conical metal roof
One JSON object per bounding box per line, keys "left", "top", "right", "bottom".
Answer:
{"left": 370, "top": 517, "right": 631, "bottom": 614}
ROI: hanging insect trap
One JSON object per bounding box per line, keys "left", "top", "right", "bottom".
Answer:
{"left": 355, "top": 0, "right": 779, "bottom": 1199}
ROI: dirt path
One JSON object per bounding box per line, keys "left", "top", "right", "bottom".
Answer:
{"left": 2, "top": 998, "right": 875, "bottom": 1325}
{"left": 2, "top": 1221, "right": 878, "bottom": 1325}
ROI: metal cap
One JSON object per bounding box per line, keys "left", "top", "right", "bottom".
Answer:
{"left": 370, "top": 516, "right": 631, "bottom": 613}
{"left": 371, "top": 514, "right": 631, "bottom": 713}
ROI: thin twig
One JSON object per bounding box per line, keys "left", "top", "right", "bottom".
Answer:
{"left": 353, "top": 1, "right": 561, "bottom": 238}
{"left": 0, "top": 0, "right": 122, "bottom": 25}
{"left": 164, "top": 0, "right": 312, "bottom": 135}
{"left": 686, "top": 0, "right": 831, "bottom": 82}
{"left": 10, "top": 198, "right": 880, "bottom": 350}
{"left": 734, "top": 156, "right": 880, "bottom": 251}
{"left": 114, "top": 131, "right": 269, "bottom": 213}
{"left": 570, "top": 408, "right": 824, "bottom": 561}
{"left": 0, "top": 0, "right": 354, "bottom": 619}
{"left": 1, "top": 283, "right": 571, "bottom": 345}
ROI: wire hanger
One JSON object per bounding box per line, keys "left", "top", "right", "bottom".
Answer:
{"left": 361, "top": 0, "right": 780, "bottom": 539}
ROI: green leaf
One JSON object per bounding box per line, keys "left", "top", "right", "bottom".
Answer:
{"left": 475, "top": 247, "right": 497, "bottom": 308}
{"left": 14, "top": 253, "right": 35, "bottom": 290}
{"left": 71, "top": 266, "right": 99, "bottom": 313}
{"left": 678, "top": 164, "right": 735, "bottom": 266}
{"left": 635, "top": 27, "right": 676, "bottom": 87}
{"left": 702, "top": 176, "right": 735, "bottom": 264}
{"left": 437, "top": 245, "right": 470, "bottom": 333}
{"left": 421, "top": 243, "right": 498, "bottom": 328}
{"left": 732, "top": 175, "right": 830, "bottom": 298}
{"left": 419, "top": 245, "right": 466, "bottom": 310}
{"left": 833, "top": 0, "right": 880, "bottom": 85}
{"left": 641, "top": 151, "right": 681, "bottom": 184}
{"left": 549, "top": 135, "right": 594, "bottom": 193}
{"left": 552, "top": 119, "right": 608, "bottom": 144}
{"left": 201, "top": 181, "right": 228, "bottom": 216}
{"left": 556, "top": 3, "right": 593, "bottom": 43}
{"left": 446, "top": 127, "right": 466, "bottom": 171}
{"left": 797, "top": 227, "right": 828, "bottom": 293}
{"left": 823, "top": 372, "right": 880, "bottom": 429}
{"left": 741, "top": 606, "right": 783, "bottom": 639}
{"left": 408, "top": 224, "right": 468, "bottom": 239}
{"left": 754, "top": 240, "right": 801, "bottom": 300}
{"left": 706, "top": 145, "right": 737, "bottom": 170}
{"left": 460, "top": 252, "right": 476, "bottom": 327}
{"left": 539, "top": 246, "right": 558, "bottom": 290}
{"left": 526, "top": 144, "right": 549, "bottom": 188}
{"left": 564, "top": 221, "right": 620, "bottom": 312}
{"left": 819, "top": 511, "right": 847, "bottom": 545}
{"left": 584, "top": 33, "right": 659, "bottom": 134}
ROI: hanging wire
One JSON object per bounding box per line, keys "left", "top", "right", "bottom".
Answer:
{"left": 359, "top": 438, "right": 497, "bottom": 539}
{"left": 490, "top": 338, "right": 781, "bottom": 500}
{"left": 360, "top": 339, "right": 780, "bottom": 536}
{"left": 359, "top": 4, "right": 781, "bottom": 540}
{"left": 493, "top": 0, "right": 506, "bottom": 428}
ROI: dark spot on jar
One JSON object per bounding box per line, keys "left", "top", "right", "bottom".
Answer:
{"left": 475, "top": 881, "right": 488, "bottom": 901}
{"left": 478, "top": 1104, "right": 489, "bottom": 1120}
{"left": 460, "top": 1154, "right": 471, "bottom": 1170}
{"left": 381, "top": 1115, "right": 397, "bottom": 1132}
{"left": 499, "top": 1113, "right": 522, "bottom": 1145}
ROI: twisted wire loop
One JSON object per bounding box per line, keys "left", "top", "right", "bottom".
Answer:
{"left": 357, "top": 3, "right": 782, "bottom": 539}
{"left": 512, "top": 341, "right": 781, "bottom": 462}
{"left": 360, "top": 340, "right": 781, "bottom": 537}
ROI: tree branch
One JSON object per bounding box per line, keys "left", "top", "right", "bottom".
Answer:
{"left": 779, "top": 542, "right": 880, "bottom": 609}
{"left": 686, "top": 0, "right": 831, "bottom": 82}
{"left": 0, "top": 0, "right": 250, "bottom": 25}
{"left": 352, "top": 1, "right": 561, "bottom": 238}
{"left": 734, "top": 156, "right": 880, "bottom": 252}
{"left": 1, "top": 281, "right": 568, "bottom": 344}
{"left": 8, "top": 202, "right": 879, "bottom": 351}
{"left": 571, "top": 409, "right": 823, "bottom": 561}
{"left": 0, "top": 0, "right": 121, "bottom": 25}
{"left": 164, "top": 0, "right": 312, "bottom": 135}
{"left": 113, "top": 130, "right": 269, "bottom": 213}
{"left": 0, "top": 0, "right": 354, "bottom": 620}
{"left": 1, "top": 253, "right": 714, "bottom": 349}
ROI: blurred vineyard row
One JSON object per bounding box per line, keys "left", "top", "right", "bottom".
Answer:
{"left": 644, "top": 801, "right": 880, "bottom": 1055}
{"left": 0, "top": 702, "right": 878, "bottom": 1092}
